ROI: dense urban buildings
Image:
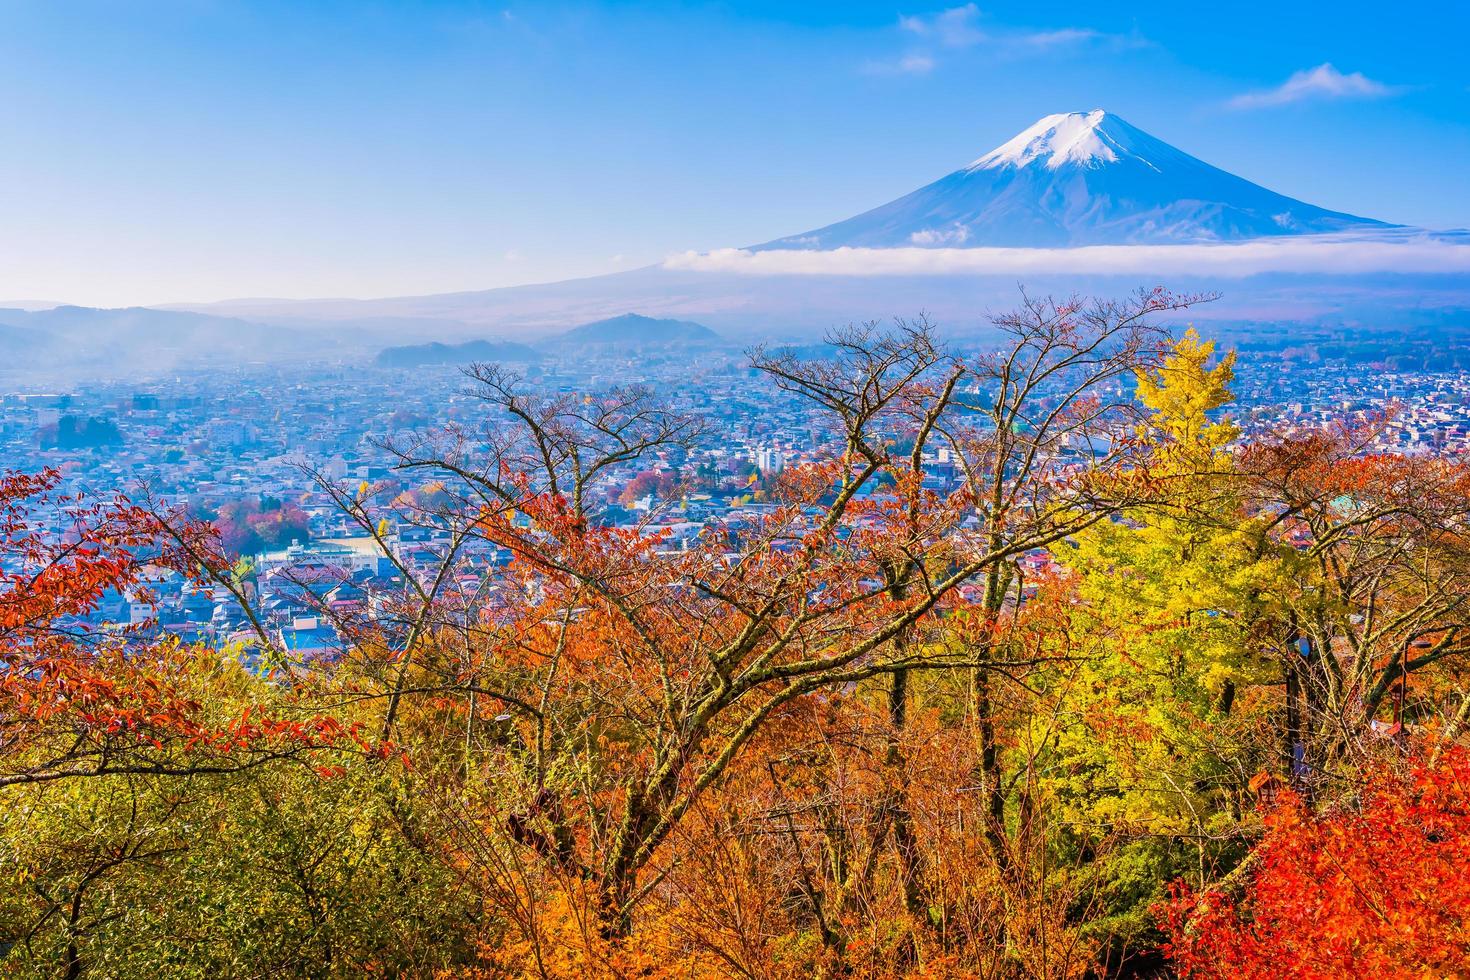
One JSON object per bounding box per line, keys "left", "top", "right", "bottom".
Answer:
{"left": 6, "top": 329, "right": 1468, "bottom": 657}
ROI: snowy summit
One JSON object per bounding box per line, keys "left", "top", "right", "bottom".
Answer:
{"left": 759, "top": 110, "right": 1392, "bottom": 249}
{"left": 967, "top": 109, "right": 1145, "bottom": 171}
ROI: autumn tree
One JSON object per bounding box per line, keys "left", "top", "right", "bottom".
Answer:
{"left": 321, "top": 291, "right": 1204, "bottom": 965}
{"left": 0, "top": 471, "right": 391, "bottom": 977}
{"left": 1242, "top": 418, "right": 1470, "bottom": 783}
{"left": 1027, "top": 329, "right": 1291, "bottom": 964}
{"left": 1161, "top": 746, "right": 1470, "bottom": 978}
{"left": 0, "top": 470, "right": 369, "bottom": 790}
{"left": 17, "top": 292, "right": 1464, "bottom": 978}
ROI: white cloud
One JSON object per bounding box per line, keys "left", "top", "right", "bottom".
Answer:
{"left": 886, "top": 6, "right": 1131, "bottom": 74}
{"left": 1228, "top": 63, "right": 1397, "bottom": 110}
{"left": 910, "top": 225, "right": 971, "bottom": 246}
{"left": 897, "top": 53, "right": 936, "bottom": 73}
{"left": 899, "top": 4, "right": 986, "bottom": 47}
{"left": 1017, "top": 27, "right": 1101, "bottom": 49}
{"left": 664, "top": 236, "right": 1470, "bottom": 279}
{"left": 864, "top": 52, "right": 936, "bottom": 75}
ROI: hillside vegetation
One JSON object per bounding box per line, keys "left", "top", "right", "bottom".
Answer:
{"left": 3, "top": 292, "right": 1468, "bottom": 978}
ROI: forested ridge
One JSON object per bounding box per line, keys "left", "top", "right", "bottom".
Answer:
{"left": 3, "top": 291, "right": 1469, "bottom": 978}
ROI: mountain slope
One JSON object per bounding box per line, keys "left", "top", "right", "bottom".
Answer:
{"left": 154, "top": 110, "right": 1465, "bottom": 343}
{"left": 759, "top": 110, "right": 1394, "bottom": 249}
{"left": 0, "top": 315, "right": 50, "bottom": 353}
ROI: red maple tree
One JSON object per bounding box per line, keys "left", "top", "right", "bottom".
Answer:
{"left": 0, "top": 469, "right": 371, "bottom": 788}
{"left": 1161, "top": 746, "right": 1470, "bottom": 978}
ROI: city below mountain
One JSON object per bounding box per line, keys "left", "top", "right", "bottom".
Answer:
{"left": 759, "top": 109, "right": 1395, "bottom": 249}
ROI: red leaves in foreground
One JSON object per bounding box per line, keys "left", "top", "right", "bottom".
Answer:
{"left": 1161, "top": 747, "right": 1470, "bottom": 979}
{"left": 1, "top": 468, "right": 372, "bottom": 786}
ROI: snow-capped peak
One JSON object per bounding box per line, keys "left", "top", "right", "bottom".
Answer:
{"left": 755, "top": 108, "right": 1392, "bottom": 250}
{"left": 968, "top": 109, "right": 1157, "bottom": 172}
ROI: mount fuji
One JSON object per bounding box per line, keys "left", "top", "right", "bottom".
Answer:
{"left": 758, "top": 110, "right": 1395, "bottom": 250}
{"left": 138, "top": 108, "right": 1467, "bottom": 360}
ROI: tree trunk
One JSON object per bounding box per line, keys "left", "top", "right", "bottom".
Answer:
{"left": 886, "top": 667, "right": 927, "bottom": 918}
{"left": 974, "top": 666, "right": 1008, "bottom": 870}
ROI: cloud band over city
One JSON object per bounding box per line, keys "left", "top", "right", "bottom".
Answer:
{"left": 665, "top": 234, "right": 1470, "bottom": 278}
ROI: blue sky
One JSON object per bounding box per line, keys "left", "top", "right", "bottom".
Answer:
{"left": 1, "top": 0, "right": 1466, "bottom": 306}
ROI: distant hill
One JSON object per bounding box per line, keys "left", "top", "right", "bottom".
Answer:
{"left": 8, "top": 304, "right": 286, "bottom": 342}
{"left": 0, "top": 305, "right": 313, "bottom": 380}
{"left": 375, "top": 339, "right": 543, "bottom": 368}
{"left": 552, "top": 313, "right": 720, "bottom": 346}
